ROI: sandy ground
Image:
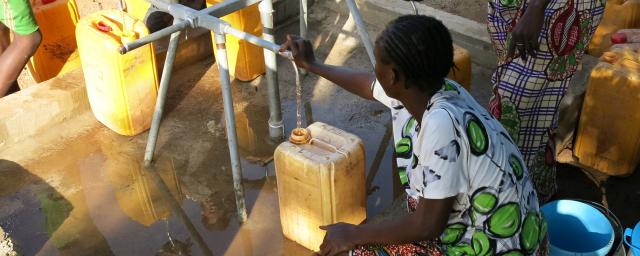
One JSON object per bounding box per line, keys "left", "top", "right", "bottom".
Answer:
{"left": 418, "top": 0, "right": 487, "bottom": 23}
{"left": 0, "top": 226, "right": 18, "bottom": 256}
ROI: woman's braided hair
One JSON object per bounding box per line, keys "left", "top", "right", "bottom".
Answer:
{"left": 376, "top": 15, "right": 454, "bottom": 94}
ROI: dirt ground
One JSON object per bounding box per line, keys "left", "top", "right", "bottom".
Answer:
{"left": 418, "top": 0, "right": 487, "bottom": 23}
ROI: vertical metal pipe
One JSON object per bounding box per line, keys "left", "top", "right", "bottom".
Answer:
{"left": 299, "top": 0, "right": 309, "bottom": 75}
{"left": 299, "top": 0, "right": 308, "bottom": 38}
{"left": 409, "top": 0, "right": 419, "bottom": 15}
{"left": 346, "top": 0, "right": 376, "bottom": 67}
{"left": 215, "top": 32, "right": 248, "bottom": 223}
{"left": 144, "top": 25, "right": 182, "bottom": 167}
{"left": 259, "top": 0, "right": 284, "bottom": 140}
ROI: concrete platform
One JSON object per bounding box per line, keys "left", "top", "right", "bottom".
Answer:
{"left": 0, "top": 0, "right": 638, "bottom": 255}
{"left": 0, "top": 29, "right": 213, "bottom": 156}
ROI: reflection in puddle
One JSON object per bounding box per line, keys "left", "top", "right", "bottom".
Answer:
{"left": 232, "top": 102, "right": 276, "bottom": 160}
{"left": 100, "top": 143, "right": 184, "bottom": 227}
{"left": 157, "top": 235, "right": 193, "bottom": 256}
{"left": 1, "top": 59, "right": 395, "bottom": 255}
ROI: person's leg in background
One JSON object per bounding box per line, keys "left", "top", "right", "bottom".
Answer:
{"left": 0, "top": 0, "right": 41, "bottom": 97}
{"left": 0, "top": 28, "right": 41, "bottom": 97}
{"left": 0, "top": 22, "right": 19, "bottom": 95}
{"left": 0, "top": 22, "right": 9, "bottom": 51}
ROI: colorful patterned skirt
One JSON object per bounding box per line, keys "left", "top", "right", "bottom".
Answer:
{"left": 487, "top": 0, "right": 605, "bottom": 201}
{"left": 349, "top": 197, "right": 444, "bottom": 256}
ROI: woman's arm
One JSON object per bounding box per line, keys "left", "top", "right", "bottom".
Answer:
{"left": 281, "top": 35, "right": 376, "bottom": 100}
{"left": 508, "top": 0, "right": 552, "bottom": 60}
{"left": 318, "top": 196, "right": 455, "bottom": 256}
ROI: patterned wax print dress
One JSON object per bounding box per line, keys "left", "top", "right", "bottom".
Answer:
{"left": 487, "top": 0, "right": 606, "bottom": 200}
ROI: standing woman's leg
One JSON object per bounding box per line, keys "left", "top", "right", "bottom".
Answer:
{"left": 0, "top": 22, "right": 19, "bottom": 95}
{"left": 0, "top": 0, "right": 41, "bottom": 97}
{"left": 0, "top": 22, "right": 9, "bottom": 52}
{"left": 487, "top": 0, "right": 605, "bottom": 202}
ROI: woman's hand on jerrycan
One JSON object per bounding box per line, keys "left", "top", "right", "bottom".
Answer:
{"left": 280, "top": 34, "right": 317, "bottom": 70}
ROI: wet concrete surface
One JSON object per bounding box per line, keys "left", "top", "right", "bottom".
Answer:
{"left": 2, "top": 1, "right": 639, "bottom": 255}
{"left": 0, "top": 6, "right": 406, "bottom": 253}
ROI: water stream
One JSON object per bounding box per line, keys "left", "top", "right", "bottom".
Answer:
{"left": 291, "top": 60, "right": 303, "bottom": 129}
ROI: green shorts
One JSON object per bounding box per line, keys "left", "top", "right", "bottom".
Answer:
{"left": 0, "top": 0, "right": 39, "bottom": 35}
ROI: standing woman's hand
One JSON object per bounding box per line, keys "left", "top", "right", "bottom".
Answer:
{"left": 508, "top": 0, "right": 548, "bottom": 60}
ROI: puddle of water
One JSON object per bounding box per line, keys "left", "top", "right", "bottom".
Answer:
{"left": 0, "top": 60, "right": 396, "bottom": 255}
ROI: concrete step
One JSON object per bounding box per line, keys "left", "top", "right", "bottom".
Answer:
{"left": 0, "top": 30, "right": 213, "bottom": 153}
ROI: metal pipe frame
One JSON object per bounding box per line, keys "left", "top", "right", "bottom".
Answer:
{"left": 345, "top": 0, "right": 376, "bottom": 67}
{"left": 144, "top": 20, "right": 183, "bottom": 167}
{"left": 122, "top": 0, "right": 295, "bottom": 223}
{"left": 298, "top": 0, "right": 309, "bottom": 76}
{"left": 214, "top": 32, "right": 248, "bottom": 222}
{"left": 300, "top": 0, "right": 308, "bottom": 39}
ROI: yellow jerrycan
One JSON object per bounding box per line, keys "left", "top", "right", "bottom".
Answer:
{"left": 450, "top": 44, "right": 472, "bottom": 90}
{"left": 206, "top": 0, "right": 266, "bottom": 82}
{"left": 274, "top": 122, "right": 367, "bottom": 251}
{"left": 588, "top": 0, "right": 640, "bottom": 57}
{"left": 76, "top": 10, "right": 159, "bottom": 136}
{"left": 574, "top": 51, "right": 640, "bottom": 176}
{"left": 123, "top": 0, "right": 150, "bottom": 22}
{"left": 26, "top": 0, "right": 81, "bottom": 83}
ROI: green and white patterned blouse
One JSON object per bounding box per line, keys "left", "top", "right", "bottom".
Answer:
{"left": 372, "top": 79, "right": 547, "bottom": 255}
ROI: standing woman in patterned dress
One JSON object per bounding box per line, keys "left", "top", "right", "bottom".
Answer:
{"left": 487, "top": 0, "right": 605, "bottom": 202}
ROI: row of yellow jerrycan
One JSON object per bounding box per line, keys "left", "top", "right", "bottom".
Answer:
{"left": 30, "top": 0, "right": 472, "bottom": 137}
{"left": 26, "top": 0, "right": 265, "bottom": 83}
{"left": 22, "top": 0, "right": 158, "bottom": 134}
{"left": 26, "top": 0, "right": 275, "bottom": 148}
{"left": 26, "top": 0, "right": 80, "bottom": 84}
{"left": 123, "top": 0, "right": 266, "bottom": 82}
{"left": 574, "top": 42, "right": 640, "bottom": 176}
{"left": 588, "top": 0, "right": 640, "bottom": 56}
{"left": 79, "top": 1, "right": 266, "bottom": 135}
{"left": 25, "top": 0, "right": 266, "bottom": 135}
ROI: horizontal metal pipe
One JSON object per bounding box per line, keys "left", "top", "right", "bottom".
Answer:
{"left": 137, "top": 0, "right": 292, "bottom": 59}
{"left": 222, "top": 24, "right": 292, "bottom": 59}
{"left": 120, "top": 20, "right": 190, "bottom": 54}
{"left": 201, "top": 0, "right": 261, "bottom": 16}
{"left": 146, "top": 0, "right": 260, "bottom": 20}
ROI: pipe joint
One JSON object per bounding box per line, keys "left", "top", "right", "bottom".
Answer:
{"left": 268, "top": 118, "right": 285, "bottom": 140}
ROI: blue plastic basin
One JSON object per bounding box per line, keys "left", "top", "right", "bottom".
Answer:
{"left": 541, "top": 200, "right": 614, "bottom": 256}
{"left": 625, "top": 221, "right": 640, "bottom": 256}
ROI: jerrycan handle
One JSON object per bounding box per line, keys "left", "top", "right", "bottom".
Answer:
{"left": 95, "top": 17, "right": 121, "bottom": 34}
{"left": 309, "top": 138, "right": 349, "bottom": 158}
{"left": 93, "top": 15, "right": 136, "bottom": 42}
{"left": 625, "top": 228, "right": 640, "bottom": 251}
